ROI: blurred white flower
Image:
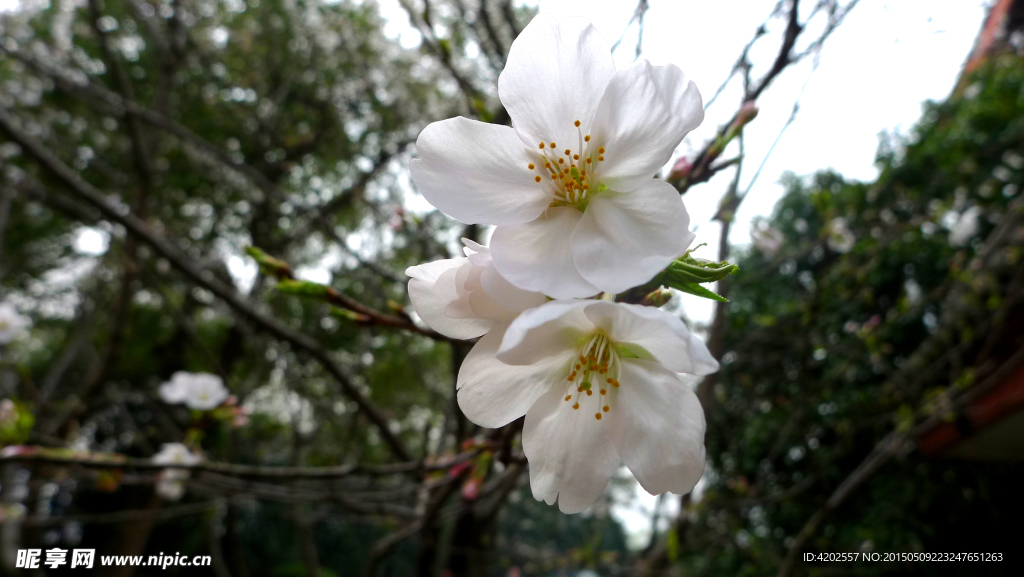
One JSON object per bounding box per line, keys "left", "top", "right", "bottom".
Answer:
{"left": 948, "top": 205, "right": 982, "bottom": 247}
{"left": 826, "top": 217, "right": 856, "bottom": 253}
{"left": 152, "top": 443, "right": 201, "bottom": 501}
{"left": 405, "top": 239, "right": 547, "bottom": 339}
{"left": 411, "top": 15, "right": 703, "bottom": 298}
{"left": 159, "top": 372, "right": 229, "bottom": 410}
{"left": 0, "top": 303, "right": 30, "bottom": 345}
{"left": 457, "top": 300, "right": 717, "bottom": 513}
{"left": 751, "top": 223, "right": 784, "bottom": 258}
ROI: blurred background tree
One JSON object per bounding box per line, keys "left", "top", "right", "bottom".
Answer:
{"left": 0, "top": 0, "right": 1021, "bottom": 576}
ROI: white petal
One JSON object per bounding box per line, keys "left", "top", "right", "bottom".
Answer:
{"left": 498, "top": 15, "right": 616, "bottom": 152}
{"left": 497, "top": 300, "right": 593, "bottom": 366}
{"left": 157, "top": 478, "right": 186, "bottom": 501}
{"left": 406, "top": 258, "right": 493, "bottom": 339}
{"left": 491, "top": 207, "right": 599, "bottom": 299}
{"left": 457, "top": 325, "right": 575, "bottom": 428}
{"left": 572, "top": 180, "right": 695, "bottom": 294}
{"left": 461, "top": 238, "right": 491, "bottom": 267}
{"left": 590, "top": 60, "right": 703, "bottom": 192}
{"left": 523, "top": 384, "right": 621, "bottom": 513}
{"left": 186, "top": 375, "right": 229, "bottom": 410}
{"left": 479, "top": 264, "right": 548, "bottom": 314}
{"left": 158, "top": 381, "right": 187, "bottom": 404}
{"left": 460, "top": 238, "right": 547, "bottom": 313}
{"left": 583, "top": 301, "right": 719, "bottom": 376}
{"left": 411, "top": 117, "right": 550, "bottom": 225}
{"left": 611, "top": 359, "right": 706, "bottom": 496}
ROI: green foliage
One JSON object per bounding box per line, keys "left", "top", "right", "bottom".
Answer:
{"left": 682, "top": 55, "right": 1024, "bottom": 575}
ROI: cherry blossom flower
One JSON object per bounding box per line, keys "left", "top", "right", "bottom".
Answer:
{"left": 411, "top": 15, "right": 703, "bottom": 299}
{"left": 948, "top": 205, "right": 982, "bottom": 247}
{"left": 152, "top": 443, "right": 201, "bottom": 501}
{"left": 0, "top": 303, "right": 30, "bottom": 345}
{"left": 405, "top": 239, "right": 547, "bottom": 339}
{"left": 158, "top": 372, "right": 229, "bottom": 411}
{"left": 456, "top": 299, "right": 718, "bottom": 513}
{"left": 826, "top": 217, "right": 856, "bottom": 253}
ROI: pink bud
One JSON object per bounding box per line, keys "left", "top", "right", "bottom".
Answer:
{"left": 668, "top": 156, "right": 692, "bottom": 181}
{"left": 461, "top": 477, "right": 481, "bottom": 501}
{"left": 737, "top": 100, "right": 759, "bottom": 123}
{"left": 448, "top": 461, "right": 471, "bottom": 478}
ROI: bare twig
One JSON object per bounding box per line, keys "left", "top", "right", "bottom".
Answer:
{"left": 0, "top": 107, "right": 413, "bottom": 462}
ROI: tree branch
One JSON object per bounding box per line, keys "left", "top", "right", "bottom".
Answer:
{"left": 0, "top": 107, "right": 414, "bottom": 462}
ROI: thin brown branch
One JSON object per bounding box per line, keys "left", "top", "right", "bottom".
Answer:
{"left": 0, "top": 448, "right": 479, "bottom": 478}
{"left": 0, "top": 107, "right": 413, "bottom": 462}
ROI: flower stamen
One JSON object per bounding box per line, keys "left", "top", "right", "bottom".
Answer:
{"left": 530, "top": 121, "right": 609, "bottom": 211}
{"left": 563, "top": 332, "right": 620, "bottom": 422}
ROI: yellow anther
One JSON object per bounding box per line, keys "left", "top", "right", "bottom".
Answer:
{"left": 528, "top": 163, "right": 535, "bottom": 170}
{"left": 564, "top": 149, "right": 571, "bottom": 156}
{"left": 603, "top": 405, "right": 610, "bottom": 412}
{"left": 573, "top": 154, "right": 579, "bottom": 160}
{"left": 579, "top": 355, "right": 586, "bottom": 363}
{"left": 573, "top": 403, "right": 580, "bottom": 410}
{"left": 574, "top": 120, "right": 581, "bottom": 127}
{"left": 598, "top": 155, "right": 605, "bottom": 161}
{"left": 565, "top": 395, "right": 572, "bottom": 401}
{"left": 584, "top": 135, "right": 591, "bottom": 142}
{"left": 586, "top": 390, "right": 593, "bottom": 396}
{"left": 585, "top": 158, "right": 592, "bottom": 164}
{"left": 539, "top": 142, "right": 545, "bottom": 149}
{"left": 535, "top": 175, "right": 542, "bottom": 183}
{"left": 549, "top": 142, "right": 556, "bottom": 148}
{"left": 598, "top": 147, "right": 605, "bottom": 154}
{"left": 558, "top": 158, "right": 564, "bottom": 164}
{"left": 544, "top": 162, "right": 551, "bottom": 168}
{"left": 600, "top": 389, "right": 607, "bottom": 395}
{"left": 595, "top": 413, "right": 602, "bottom": 420}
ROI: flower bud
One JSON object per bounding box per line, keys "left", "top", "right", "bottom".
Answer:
{"left": 642, "top": 288, "right": 673, "bottom": 307}
{"left": 668, "top": 156, "right": 693, "bottom": 181}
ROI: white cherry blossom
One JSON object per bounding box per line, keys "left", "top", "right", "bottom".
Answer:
{"left": 159, "top": 371, "right": 229, "bottom": 411}
{"left": 411, "top": 15, "right": 703, "bottom": 299}
{"left": 152, "top": 442, "right": 201, "bottom": 501}
{"left": 948, "top": 205, "right": 982, "bottom": 247}
{"left": 826, "top": 217, "right": 856, "bottom": 253}
{"left": 456, "top": 299, "right": 718, "bottom": 513}
{"left": 0, "top": 303, "right": 30, "bottom": 345}
{"left": 405, "top": 239, "right": 547, "bottom": 339}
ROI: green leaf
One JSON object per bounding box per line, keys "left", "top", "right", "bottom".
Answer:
{"left": 673, "top": 282, "right": 729, "bottom": 302}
